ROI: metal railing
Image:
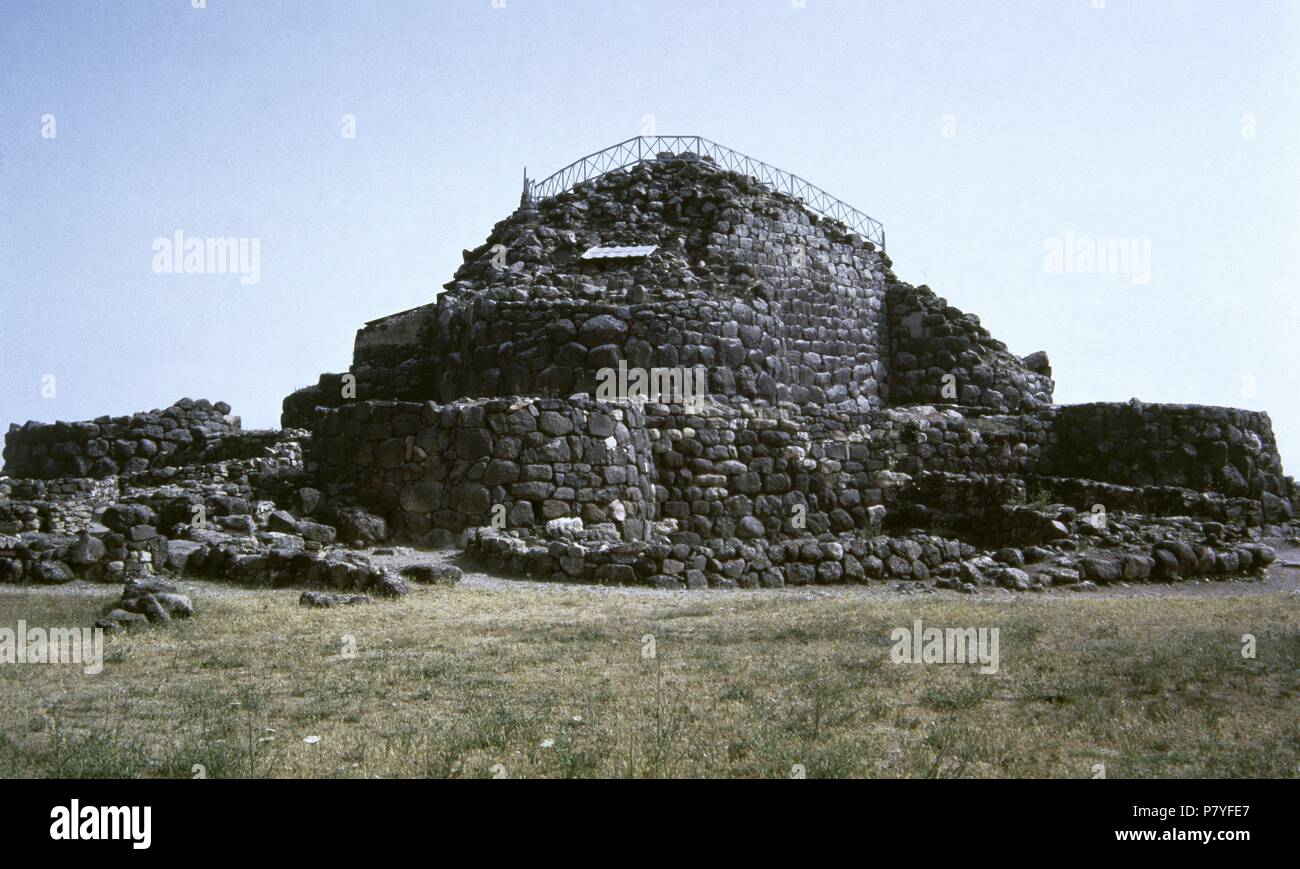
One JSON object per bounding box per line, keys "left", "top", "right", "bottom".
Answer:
{"left": 523, "top": 136, "right": 885, "bottom": 249}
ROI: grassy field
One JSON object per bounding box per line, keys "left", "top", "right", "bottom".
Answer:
{"left": 0, "top": 581, "right": 1296, "bottom": 778}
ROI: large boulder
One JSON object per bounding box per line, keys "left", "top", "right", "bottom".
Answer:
{"left": 331, "top": 507, "right": 388, "bottom": 547}
{"left": 267, "top": 510, "right": 300, "bottom": 534}
{"left": 165, "top": 539, "right": 205, "bottom": 573}
{"left": 101, "top": 503, "right": 157, "bottom": 533}
{"left": 299, "top": 591, "right": 370, "bottom": 608}
{"left": 1155, "top": 540, "right": 1199, "bottom": 574}
{"left": 95, "top": 608, "right": 149, "bottom": 633}
{"left": 1151, "top": 548, "right": 1182, "bottom": 581}
{"left": 119, "top": 577, "right": 193, "bottom": 622}
{"left": 1078, "top": 557, "right": 1122, "bottom": 584}
{"left": 0, "top": 558, "right": 23, "bottom": 583}
{"left": 1238, "top": 544, "right": 1277, "bottom": 572}
{"left": 293, "top": 487, "right": 323, "bottom": 516}
{"left": 578, "top": 314, "right": 627, "bottom": 346}
{"left": 297, "top": 520, "right": 337, "bottom": 545}
{"left": 400, "top": 563, "right": 462, "bottom": 585}
{"left": 994, "top": 566, "right": 1036, "bottom": 591}
{"left": 30, "top": 560, "right": 75, "bottom": 584}
{"left": 68, "top": 532, "right": 106, "bottom": 567}
{"left": 1022, "top": 350, "right": 1052, "bottom": 376}
{"left": 370, "top": 569, "right": 410, "bottom": 598}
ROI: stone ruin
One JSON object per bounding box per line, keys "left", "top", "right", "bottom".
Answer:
{"left": 1, "top": 399, "right": 414, "bottom": 630}
{"left": 4, "top": 142, "right": 1297, "bottom": 613}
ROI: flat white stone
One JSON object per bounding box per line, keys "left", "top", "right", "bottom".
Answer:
{"left": 579, "top": 244, "right": 658, "bottom": 260}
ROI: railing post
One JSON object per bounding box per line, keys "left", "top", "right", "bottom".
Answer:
{"left": 525, "top": 136, "right": 885, "bottom": 251}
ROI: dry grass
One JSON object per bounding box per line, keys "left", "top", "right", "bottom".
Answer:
{"left": 0, "top": 581, "right": 1296, "bottom": 778}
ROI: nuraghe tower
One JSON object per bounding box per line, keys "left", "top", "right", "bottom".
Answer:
{"left": 281, "top": 137, "right": 1293, "bottom": 588}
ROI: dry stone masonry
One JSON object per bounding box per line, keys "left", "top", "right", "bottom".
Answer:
{"left": 4, "top": 398, "right": 238, "bottom": 479}
{"left": 1, "top": 398, "right": 412, "bottom": 622}
{"left": 4, "top": 143, "right": 1297, "bottom": 602}
{"left": 311, "top": 396, "right": 653, "bottom": 545}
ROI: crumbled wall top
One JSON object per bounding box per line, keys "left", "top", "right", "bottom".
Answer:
{"left": 285, "top": 151, "right": 1051, "bottom": 426}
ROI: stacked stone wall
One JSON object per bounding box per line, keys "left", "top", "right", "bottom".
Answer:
{"left": 310, "top": 397, "right": 654, "bottom": 545}
{"left": 644, "top": 402, "right": 873, "bottom": 544}
{"left": 366, "top": 207, "right": 891, "bottom": 410}
{"left": 4, "top": 399, "right": 238, "bottom": 480}
{"left": 706, "top": 199, "right": 889, "bottom": 407}
{"left": 464, "top": 524, "right": 978, "bottom": 589}
{"left": 885, "top": 282, "right": 1053, "bottom": 413}
{"left": 0, "top": 476, "right": 119, "bottom": 534}
{"left": 1025, "top": 476, "right": 1280, "bottom": 526}
{"left": 285, "top": 154, "right": 895, "bottom": 426}
{"left": 1044, "top": 402, "right": 1289, "bottom": 499}
{"left": 643, "top": 401, "right": 1057, "bottom": 546}
{"left": 853, "top": 407, "right": 1051, "bottom": 477}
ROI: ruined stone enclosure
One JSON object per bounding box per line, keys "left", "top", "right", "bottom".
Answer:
{"left": 4, "top": 138, "right": 1296, "bottom": 599}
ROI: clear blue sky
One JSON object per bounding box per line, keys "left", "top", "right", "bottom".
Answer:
{"left": 3, "top": 0, "right": 1298, "bottom": 472}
